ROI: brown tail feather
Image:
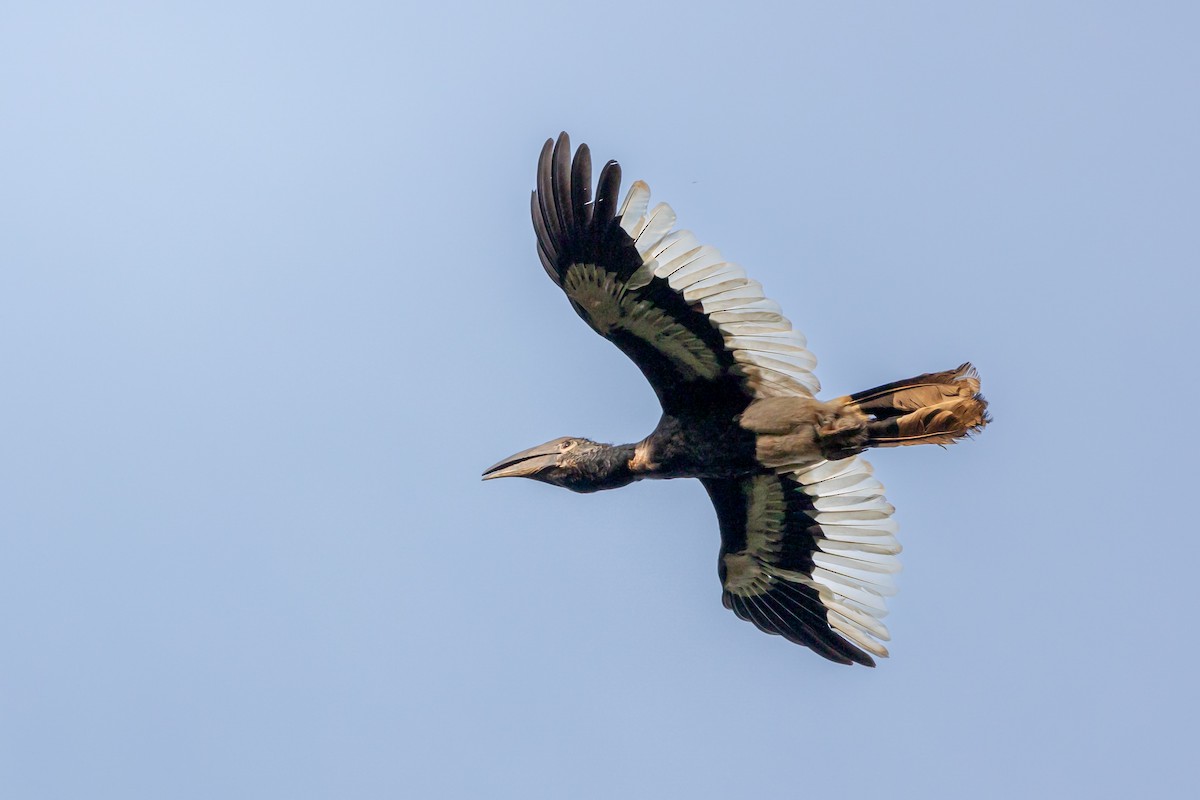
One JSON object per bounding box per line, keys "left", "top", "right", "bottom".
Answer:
{"left": 842, "top": 363, "right": 990, "bottom": 448}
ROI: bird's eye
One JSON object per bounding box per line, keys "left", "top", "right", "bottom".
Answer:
{"left": 560, "top": 440, "right": 574, "bottom": 451}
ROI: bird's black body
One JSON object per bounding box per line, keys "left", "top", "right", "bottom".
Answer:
{"left": 638, "top": 407, "right": 759, "bottom": 480}
{"left": 484, "top": 134, "right": 989, "bottom": 666}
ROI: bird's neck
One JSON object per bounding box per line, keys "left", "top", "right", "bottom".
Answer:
{"left": 574, "top": 443, "right": 640, "bottom": 492}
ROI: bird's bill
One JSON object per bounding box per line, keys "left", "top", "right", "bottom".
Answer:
{"left": 481, "top": 440, "right": 562, "bottom": 480}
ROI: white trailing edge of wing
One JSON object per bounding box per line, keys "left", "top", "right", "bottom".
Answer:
{"left": 617, "top": 182, "right": 821, "bottom": 397}
{"left": 789, "top": 455, "right": 902, "bottom": 657}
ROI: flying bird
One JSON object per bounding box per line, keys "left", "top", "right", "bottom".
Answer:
{"left": 484, "top": 133, "right": 989, "bottom": 666}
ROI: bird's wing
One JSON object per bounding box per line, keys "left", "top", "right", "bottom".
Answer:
{"left": 701, "top": 455, "right": 899, "bottom": 666}
{"left": 533, "top": 133, "right": 819, "bottom": 413}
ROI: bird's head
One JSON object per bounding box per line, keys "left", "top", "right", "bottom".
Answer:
{"left": 482, "top": 436, "right": 632, "bottom": 493}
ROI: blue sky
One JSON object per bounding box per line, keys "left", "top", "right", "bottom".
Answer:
{"left": 2, "top": 2, "right": 1197, "bottom": 797}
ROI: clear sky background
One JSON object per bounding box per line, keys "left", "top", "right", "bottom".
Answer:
{"left": 3, "top": 2, "right": 1197, "bottom": 798}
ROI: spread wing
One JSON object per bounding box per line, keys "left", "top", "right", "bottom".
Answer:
{"left": 702, "top": 456, "right": 900, "bottom": 666}
{"left": 533, "top": 133, "right": 820, "bottom": 415}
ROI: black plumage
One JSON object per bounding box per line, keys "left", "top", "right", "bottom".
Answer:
{"left": 484, "top": 133, "right": 990, "bottom": 665}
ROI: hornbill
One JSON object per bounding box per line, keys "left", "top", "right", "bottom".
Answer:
{"left": 484, "top": 134, "right": 989, "bottom": 666}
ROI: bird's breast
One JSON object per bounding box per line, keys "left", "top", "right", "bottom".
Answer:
{"left": 634, "top": 411, "right": 759, "bottom": 479}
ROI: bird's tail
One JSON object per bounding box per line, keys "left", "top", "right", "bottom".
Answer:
{"left": 840, "top": 363, "right": 990, "bottom": 448}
